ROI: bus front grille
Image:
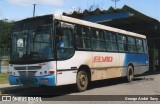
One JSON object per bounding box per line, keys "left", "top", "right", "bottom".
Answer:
{"left": 18, "top": 71, "right": 37, "bottom": 76}
{"left": 28, "top": 66, "right": 41, "bottom": 70}
{"left": 14, "top": 66, "right": 41, "bottom": 70}
{"left": 14, "top": 67, "right": 26, "bottom": 70}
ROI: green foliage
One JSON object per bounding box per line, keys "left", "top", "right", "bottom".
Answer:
{"left": 0, "top": 20, "right": 13, "bottom": 48}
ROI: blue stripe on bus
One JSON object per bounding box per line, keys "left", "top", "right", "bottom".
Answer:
{"left": 124, "top": 53, "right": 148, "bottom": 66}
{"left": 8, "top": 75, "right": 56, "bottom": 86}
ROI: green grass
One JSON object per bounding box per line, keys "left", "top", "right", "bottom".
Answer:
{"left": 0, "top": 73, "right": 9, "bottom": 84}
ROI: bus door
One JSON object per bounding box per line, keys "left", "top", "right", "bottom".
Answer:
{"left": 55, "top": 21, "right": 76, "bottom": 85}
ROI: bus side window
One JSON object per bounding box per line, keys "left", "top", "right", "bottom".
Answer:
{"left": 117, "top": 34, "right": 127, "bottom": 52}
{"left": 105, "top": 31, "right": 118, "bottom": 52}
{"left": 76, "top": 25, "right": 91, "bottom": 50}
{"left": 90, "top": 29, "right": 98, "bottom": 50}
{"left": 143, "top": 39, "right": 148, "bottom": 54}
{"left": 91, "top": 29, "right": 105, "bottom": 51}
{"left": 136, "top": 38, "right": 144, "bottom": 53}
{"left": 128, "top": 37, "right": 136, "bottom": 53}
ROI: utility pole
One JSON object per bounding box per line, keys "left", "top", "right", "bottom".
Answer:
{"left": 33, "top": 4, "right": 36, "bottom": 17}
{"left": 111, "top": 0, "right": 120, "bottom": 9}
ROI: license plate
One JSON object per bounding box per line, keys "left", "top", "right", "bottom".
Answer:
{"left": 40, "top": 78, "right": 48, "bottom": 82}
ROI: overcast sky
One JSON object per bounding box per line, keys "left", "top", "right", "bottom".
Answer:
{"left": 0, "top": 0, "right": 160, "bottom": 21}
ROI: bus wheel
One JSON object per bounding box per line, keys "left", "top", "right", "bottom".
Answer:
{"left": 76, "top": 70, "right": 88, "bottom": 91}
{"left": 127, "top": 66, "right": 134, "bottom": 82}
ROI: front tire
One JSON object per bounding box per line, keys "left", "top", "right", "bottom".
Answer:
{"left": 126, "top": 66, "right": 134, "bottom": 82}
{"left": 76, "top": 70, "right": 88, "bottom": 91}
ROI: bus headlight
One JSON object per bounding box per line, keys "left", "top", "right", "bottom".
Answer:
{"left": 9, "top": 71, "right": 12, "bottom": 75}
{"left": 40, "top": 72, "right": 43, "bottom": 75}
{"left": 44, "top": 71, "right": 47, "bottom": 74}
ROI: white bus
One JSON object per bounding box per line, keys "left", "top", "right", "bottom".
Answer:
{"left": 9, "top": 14, "right": 149, "bottom": 91}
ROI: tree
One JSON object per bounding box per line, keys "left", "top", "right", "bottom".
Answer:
{"left": 0, "top": 20, "right": 12, "bottom": 48}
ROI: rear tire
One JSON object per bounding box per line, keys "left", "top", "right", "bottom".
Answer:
{"left": 76, "top": 70, "right": 88, "bottom": 91}
{"left": 126, "top": 66, "right": 134, "bottom": 82}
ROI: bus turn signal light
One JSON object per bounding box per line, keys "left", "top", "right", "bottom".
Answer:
{"left": 49, "top": 71, "right": 55, "bottom": 74}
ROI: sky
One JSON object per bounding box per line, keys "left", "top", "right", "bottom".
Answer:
{"left": 0, "top": 0, "right": 160, "bottom": 21}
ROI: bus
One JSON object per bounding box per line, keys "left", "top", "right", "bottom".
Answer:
{"left": 8, "top": 14, "right": 149, "bottom": 91}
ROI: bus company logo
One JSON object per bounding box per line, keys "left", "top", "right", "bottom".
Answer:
{"left": 93, "top": 56, "right": 113, "bottom": 62}
{"left": 2, "top": 96, "right": 11, "bottom": 101}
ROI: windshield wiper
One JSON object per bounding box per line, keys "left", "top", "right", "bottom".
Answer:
{"left": 29, "top": 52, "right": 47, "bottom": 60}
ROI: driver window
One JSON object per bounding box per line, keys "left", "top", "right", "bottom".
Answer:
{"left": 56, "top": 21, "right": 74, "bottom": 59}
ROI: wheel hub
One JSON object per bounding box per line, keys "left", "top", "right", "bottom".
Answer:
{"left": 79, "top": 74, "right": 86, "bottom": 87}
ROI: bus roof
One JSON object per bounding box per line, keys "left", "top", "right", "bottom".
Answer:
{"left": 54, "top": 14, "right": 146, "bottom": 39}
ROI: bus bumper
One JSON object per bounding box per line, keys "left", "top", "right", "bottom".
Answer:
{"left": 8, "top": 75, "right": 56, "bottom": 86}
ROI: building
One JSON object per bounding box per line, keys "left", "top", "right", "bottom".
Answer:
{"left": 63, "top": 5, "right": 160, "bottom": 72}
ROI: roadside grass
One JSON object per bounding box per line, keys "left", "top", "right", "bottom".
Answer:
{"left": 0, "top": 73, "right": 9, "bottom": 84}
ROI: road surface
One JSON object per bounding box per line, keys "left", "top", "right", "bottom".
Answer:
{"left": 1, "top": 73, "right": 160, "bottom": 104}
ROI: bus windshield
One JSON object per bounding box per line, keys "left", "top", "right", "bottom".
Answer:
{"left": 11, "top": 26, "right": 54, "bottom": 63}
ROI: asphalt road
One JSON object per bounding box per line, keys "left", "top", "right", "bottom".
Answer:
{"left": 1, "top": 73, "right": 160, "bottom": 104}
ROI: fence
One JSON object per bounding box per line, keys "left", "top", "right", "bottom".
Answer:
{"left": 0, "top": 48, "right": 10, "bottom": 73}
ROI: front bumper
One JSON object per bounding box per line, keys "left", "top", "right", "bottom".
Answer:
{"left": 8, "top": 75, "right": 56, "bottom": 86}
